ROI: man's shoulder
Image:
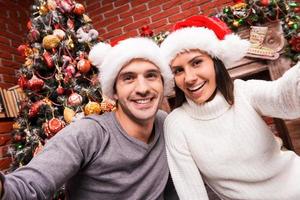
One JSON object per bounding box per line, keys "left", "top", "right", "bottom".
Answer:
{"left": 155, "top": 109, "right": 168, "bottom": 122}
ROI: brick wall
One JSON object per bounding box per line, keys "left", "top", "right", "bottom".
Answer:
{"left": 0, "top": 0, "right": 31, "bottom": 89}
{"left": 82, "top": 0, "right": 233, "bottom": 42}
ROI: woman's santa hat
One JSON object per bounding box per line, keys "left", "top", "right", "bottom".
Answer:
{"left": 88, "top": 37, "right": 174, "bottom": 100}
{"left": 160, "top": 15, "right": 250, "bottom": 67}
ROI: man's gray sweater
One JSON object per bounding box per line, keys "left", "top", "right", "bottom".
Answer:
{"left": 1, "top": 111, "right": 171, "bottom": 200}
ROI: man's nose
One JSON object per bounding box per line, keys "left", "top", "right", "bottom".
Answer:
{"left": 135, "top": 77, "right": 150, "bottom": 95}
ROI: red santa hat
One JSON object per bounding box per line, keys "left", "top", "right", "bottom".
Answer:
{"left": 88, "top": 37, "right": 174, "bottom": 100}
{"left": 160, "top": 15, "right": 250, "bottom": 67}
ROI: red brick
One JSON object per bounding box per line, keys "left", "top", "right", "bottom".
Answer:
{"left": 0, "top": 51, "right": 12, "bottom": 60}
{"left": 101, "top": 0, "right": 114, "bottom": 6}
{"left": 107, "top": 18, "right": 133, "bottom": 31}
{"left": 120, "top": 4, "right": 147, "bottom": 19}
{"left": 102, "top": 28, "right": 123, "bottom": 40}
{"left": 133, "top": 6, "right": 161, "bottom": 21}
{"left": 123, "top": 29, "right": 139, "bottom": 38}
{"left": 95, "top": 16, "right": 119, "bottom": 27}
{"left": 89, "top": 4, "right": 113, "bottom": 17}
{"left": 162, "top": 0, "right": 183, "bottom": 10}
{"left": 0, "top": 60, "right": 18, "bottom": 68}
{"left": 123, "top": 18, "right": 150, "bottom": 32}
{"left": 169, "top": 7, "right": 200, "bottom": 23}
{"left": 86, "top": 1, "right": 101, "bottom": 13}
{"left": 154, "top": 24, "right": 173, "bottom": 34}
{"left": 0, "top": 36, "right": 10, "bottom": 46}
{"left": 0, "top": 66, "right": 16, "bottom": 75}
{"left": 104, "top": 4, "right": 130, "bottom": 18}
{"left": 0, "top": 145, "right": 9, "bottom": 158}
{"left": 0, "top": 121, "right": 13, "bottom": 134}
{"left": 148, "top": 0, "right": 165, "bottom": 8}
{"left": 13, "top": 55, "right": 25, "bottom": 63}
{"left": 150, "top": 19, "right": 167, "bottom": 29}
{"left": 131, "top": 0, "right": 147, "bottom": 7}
{"left": 2, "top": 74, "right": 17, "bottom": 84}
{"left": 0, "top": 82, "right": 13, "bottom": 89}
{"left": 0, "top": 157, "right": 12, "bottom": 171}
{"left": 114, "top": 0, "right": 129, "bottom": 7}
{"left": 0, "top": 31, "right": 23, "bottom": 43}
{"left": 0, "top": 134, "right": 12, "bottom": 146}
{"left": 151, "top": 6, "right": 180, "bottom": 22}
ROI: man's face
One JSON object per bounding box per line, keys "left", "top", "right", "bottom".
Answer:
{"left": 114, "top": 59, "right": 164, "bottom": 124}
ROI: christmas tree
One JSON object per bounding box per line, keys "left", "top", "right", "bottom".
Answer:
{"left": 9, "top": 0, "right": 114, "bottom": 198}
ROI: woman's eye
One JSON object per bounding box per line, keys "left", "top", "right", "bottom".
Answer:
{"left": 172, "top": 67, "right": 183, "bottom": 75}
{"left": 193, "top": 59, "right": 202, "bottom": 66}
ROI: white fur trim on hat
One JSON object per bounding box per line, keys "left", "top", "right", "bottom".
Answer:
{"left": 88, "top": 42, "right": 112, "bottom": 67}
{"left": 160, "top": 27, "right": 250, "bottom": 68}
{"left": 100, "top": 37, "right": 174, "bottom": 99}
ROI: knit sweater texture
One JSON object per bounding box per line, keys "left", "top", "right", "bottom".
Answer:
{"left": 1, "top": 111, "right": 171, "bottom": 200}
{"left": 164, "top": 62, "right": 300, "bottom": 200}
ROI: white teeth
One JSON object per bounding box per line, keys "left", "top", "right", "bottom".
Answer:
{"left": 135, "top": 99, "right": 151, "bottom": 104}
{"left": 188, "top": 82, "right": 205, "bottom": 91}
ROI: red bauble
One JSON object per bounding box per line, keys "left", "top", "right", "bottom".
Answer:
{"left": 43, "top": 51, "right": 54, "bottom": 68}
{"left": 27, "top": 75, "right": 44, "bottom": 91}
{"left": 73, "top": 3, "right": 85, "bottom": 15}
{"left": 289, "top": 36, "right": 300, "bottom": 52}
{"left": 260, "top": 0, "right": 271, "bottom": 6}
{"left": 18, "top": 75, "right": 28, "bottom": 89}
{"left": 67, "top": 93, "right": 83, "bottom": 106}
{"left": 140, "top": 25, "right": 153, "bottom": 37}
{"left": 29, "top": 100, "right": 45, "bottom": 118}
{"left": 65, "top": 64, "right": 76, "bottom": 76}
{"left": 48, "top": 118, "right": 65, "bottom": 136}
{"left": 56, "top": 85, "right": 64, "bottom": 95}
{"left": 17, "top": 44, "right": 29, "bottom": 57}
{"left": 27, "top": 29, "right": 40, "bottom": 43}
{"left": 77, "top": 59, "right": 91, "bottom": 73}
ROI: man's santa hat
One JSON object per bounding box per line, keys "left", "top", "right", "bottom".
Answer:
{"left": 160, "top": 15, "right": 250, "bottom": 67}
{"left": 88, "top": 37, "right": 174, "bottom": 100}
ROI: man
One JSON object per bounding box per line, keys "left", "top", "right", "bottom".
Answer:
{"left": 0, "top": 37, "right": 177, "bottom": 199}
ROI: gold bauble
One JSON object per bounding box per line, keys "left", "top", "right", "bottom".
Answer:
{"left": 84, "top": 101, "right": 101, "bottom": 115}
{"left": 39, "top": 5, "right": 49, "bottom": 15}
{"left": 42, "top": 35, "right": 60, "bottom": 50}
{"left": 13, "top": 122, "right": 21, "bottom": 129}
{"left": 233, "top": 20, "right": 240, "bottom": 27}
{"left": 64, "top": 107, "right": 76, "bottom": 124}
{"left": 47, "top": 0, "right": 57, "bottom": 10}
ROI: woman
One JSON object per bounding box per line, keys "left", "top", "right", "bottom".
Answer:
{"left": 160, "top": 15, "right": 300, "bottom": 200}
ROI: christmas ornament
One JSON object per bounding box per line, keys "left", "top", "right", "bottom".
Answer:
{"left": 83, "top": 14, "right": 92, "bottom": 23}
{"left": 53, "top": 29, "right": 66, "bottom": 40}
{"left": 76, "top": 28, "right": 99, "bottom": 43}
{"left": 67, "top": 19, "right": 75, "bottom": 30}
{"left": 60, "top": 0, "right": 74, "bottom": 13}
{"left": 27, "top": 75, "right": 44, "bottom": 91}
{"left": 63, "top": 107, "right": 76, "bottom": 123}
{"left": 100, "top": 99, "right": 115, "bottom": 112}
{"left": 42, "top": 35, "right": 60, "bottom": 50}
{"left": 140, "top": 25, "right": 153, "bottom": 37}
{"left": 39, "top": 4, "right": 49, "bottom": 15}
{"left": 77, "top": 59, "right": 91, "bottom": 73}
{"left": 67, "top": 93, "right": 83, "bottom": 106}
{"left": 47, "top": 0, "right": 57, "bottom": 10}
{"left": 65, "top": 64, "right": 76, "bottom": 76}
{"left": 27, "top": 29, "right": 40, "bottom": 43}
{"left": 56, "top": 85, "right": 64, "bottom": 95}
{"left": 260, "top": 0, "right": 271, "bottom": 6}
{"left": 43, "top": 118, "right": 65, "bottom": 138}
{"left": 43, "top": 51, "right": 54, "bottom": 68}
{"left": 84, "top": 101, "right": 101, "bottom": 115}
{"left": 73, "top": 3, "right": 85, "bottom": 15}
{"left": 290, "top": 36, "right": 300, "bottom": 52}
{"left": 18, "top": 75, "right": 28, "bottom": 89}
{"left": 17, "top": 44, "right": 32, "bottom": 57}
{"left": 29, "top": 100, "right": 45, "bottom": 118}
{"left": 233, "top": 0, "right": 244, "bottom": 3}
{"left": 13, "top": 122, "right": 21, "bottom": 129}
{"left": 27, "top": 20, "right": 32, "bottom": 30}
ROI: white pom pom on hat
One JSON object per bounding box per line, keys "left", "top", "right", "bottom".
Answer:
{"left": 160, "top": 15, "right": 250, "bottom": 68}
{"left": 88, "top": 42, "right": 112, "bottom": 67}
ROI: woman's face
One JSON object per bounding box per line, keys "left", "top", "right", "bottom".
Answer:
{"left": 170, "top": 50, "right": 217, "bottom": 104}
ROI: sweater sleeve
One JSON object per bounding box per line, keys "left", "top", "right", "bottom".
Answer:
{"left": 0, "top": 118, "right": 103, "bottom": 200}
{"left": 164, "top": 114, "right": 209, "bottom": 200}
{"left": 237, "top": 61, "right": 300, "bottom": 119}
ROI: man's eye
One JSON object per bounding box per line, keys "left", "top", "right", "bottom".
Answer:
{"left": 146, "top": 72, "right": 159, "bottom": 79}
{"left": 123, "top": 75, "right": 134, "bottom": 81}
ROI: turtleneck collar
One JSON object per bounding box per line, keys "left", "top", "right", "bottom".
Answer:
{"left": 182, "top": 91, "right": 231, "bottom": 120}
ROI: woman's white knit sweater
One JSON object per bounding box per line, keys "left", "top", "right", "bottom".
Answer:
{"left": 164, "top": 62, "right": 300, "bottom": 200}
